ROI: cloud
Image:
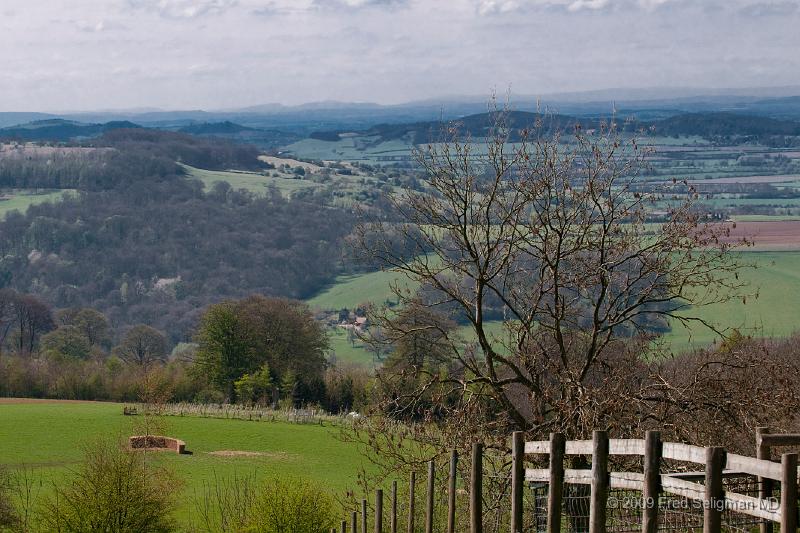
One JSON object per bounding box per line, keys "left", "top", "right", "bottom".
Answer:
{"left": 477, "top": 1, "right": 523, "bottom": 14}
{"left": 312, "top": 0, "right": 409, "bottom": 9}
{"left": 125, "top": 0, "right": 238, "bottom": 19}
{"left": 474, "top": 0, "right": 699, "bottom": 14}
{"left": 72, "top": 18, "right": 129, "bottom": 33}
{"left": 738, "top": 1, "right": 799, "bottom": 16}
{"left": 566, "top": 0, "right": 610, "bottom": 11}
{"left": 0, "top": 0, "right": 798, "bottom": 111}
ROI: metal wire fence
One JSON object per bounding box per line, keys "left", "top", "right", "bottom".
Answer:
{"left": 523, "top": 474, "right": 794, "bottom": 533}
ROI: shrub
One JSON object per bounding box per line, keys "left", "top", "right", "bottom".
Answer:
{"left": 194, "top": 475, "right": 337, "bottom": 533}
{"left": 0, "top": 468, "right": 19, "bottom": 532}
{"left": 40, "top": 438, "right": 178, "bottom": 532}
{"left": 246, "top": 477, "right": 337, "bottom": 533}
{"left": 234, "top": 364, "right": 273, "bottom": 406}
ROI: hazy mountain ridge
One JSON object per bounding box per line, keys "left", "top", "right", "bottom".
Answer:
{"left": 3, "top": 87, "right": 800, "bottom": 136}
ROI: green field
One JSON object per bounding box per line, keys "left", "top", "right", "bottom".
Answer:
{"left": 182, "top": 164, "right": 320, "bottom": 197}
{"left": 0, "top": 189, "right": 74, "bottom": 218}
{"left": 310, "top": 251, "right": 800, "bottom": 361}
{"left": 664, "top": 251, "right": 800, "bottom": 350}
{"left": 328, "top": 328, "right": 381, "bottom": 368}
{"left": 308, "top": 270, "right": 408, "bottom": 310}
{"left": 0, "top": 401, "right": 368, "bottom": 524}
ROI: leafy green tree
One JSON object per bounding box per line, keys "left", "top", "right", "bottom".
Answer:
{"left": 194, "top": 296, "right": 329, "bottom": 403}
{"left": 194, "top": 302, "right": 253, "bottom": 400}
{"left": 234, "top": 363, "right": 273, "bottom": 406}
{"left": 280, "top": 369, "right": 297, "bottom": 408}
{"left": 235, "top": 296, "right": 329, "bottom": 381}
{"left": 40, "top": 326, "right": 92, "bottom": 360}
{"left": 57, "top": 308, "right": 111, "bottom": 348}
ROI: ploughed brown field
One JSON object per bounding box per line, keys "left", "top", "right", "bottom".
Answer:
{"left": 720, "top": 220, "right": 800, "bottom": 250}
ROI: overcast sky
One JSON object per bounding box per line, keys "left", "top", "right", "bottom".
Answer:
{"left": 1, "top": 0, "right": 798, "bottom": 111}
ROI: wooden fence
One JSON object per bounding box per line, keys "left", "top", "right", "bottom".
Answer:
{"left": 334, "top": 429, "right": 800, "bottom": 533}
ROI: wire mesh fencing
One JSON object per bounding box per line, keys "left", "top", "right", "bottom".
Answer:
{"left": 521, "top": 474, "right": 792, "bottom": 533}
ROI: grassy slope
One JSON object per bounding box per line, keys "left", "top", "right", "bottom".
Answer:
{"left": 310, "top": 252, "right": 800, "bottom": 361}
{"left": 0, "top": 401, "right": 368, "bottom": 523}
{"left": 0, "top": 190, "right": 73, "bottom": 218}
{"left": 328, "top": 328, "right": 381, "bottom": 368}
{"left": 308, "top": 270, "right": 408, "bottom": 310}
{"left": 182, "top": 164, "right": 319, "bottom": 196}
{"left": 664, "top": 251, "right": 800, "bottom": 350}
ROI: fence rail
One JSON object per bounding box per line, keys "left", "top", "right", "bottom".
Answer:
{"left": 334, "top": 428, "right": 800, "bottom": 533}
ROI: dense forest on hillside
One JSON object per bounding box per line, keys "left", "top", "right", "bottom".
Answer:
{"left": 0, "top": 119, "right": 141, "bottom": 142}
{"left": 309, "top": 110, "right": 800, "bottom": 147}
{"left": 0, "top": 131, "right": 356, "bottom": 342}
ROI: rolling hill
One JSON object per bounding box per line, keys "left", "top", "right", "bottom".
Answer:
{"left": 0, "top": 119, "right": 141, "bottom": 141}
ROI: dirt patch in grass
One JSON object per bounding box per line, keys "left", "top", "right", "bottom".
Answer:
{"left": 206, "top": 450, "right": 294, "bottom": 459}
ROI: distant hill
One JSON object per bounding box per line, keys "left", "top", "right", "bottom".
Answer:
{"left": 178, "top": 121, "right": 256, "bottom": 135}
{"left": 311, "top": 111, "right": 594, "bottom": 144}
{"left": 652, "top": 112, "right": 800, "bottom": 137}
{"left": 0, "top": 119, "right": 141, "bottom": 141}
{"left": 0, "top": 112, "right": 58, "bottom": 128}
{"left": 308, "top": 111, "right": 800, "bottom": 145}
{"left": 176, "top": 121, "right": 300, "bottom": 148}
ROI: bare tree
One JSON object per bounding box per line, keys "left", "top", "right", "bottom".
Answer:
{"left": 12, "top": 294, "right": 55, "bottom": 356}
{"left": 114, "top": 324, "right": 168, "bottom": 371}
{"left": 356, "top": 108, "right": 750, "bottom": 438}
{"left": 0, "top": 289, "right": 16, "bottom": 359}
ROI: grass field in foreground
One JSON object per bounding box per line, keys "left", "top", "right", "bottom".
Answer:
{"left": 0, "top": 189, "right": 73, "bottom": 219}
{"left": 0, "top": 400, "right": 369, "bottom": 524}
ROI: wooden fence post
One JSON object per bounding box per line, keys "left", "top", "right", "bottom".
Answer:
{"left": 781, "top": 453, "right": 798, "bottom": 532}
{"left": 547, "top": 433, "right": 565, "bottom": 533}
{"left": 448, "top": 450, "right": 458, "bottom": 533}
{"left": 471, "top": 442, "right": 483, "bottom": 533}
{"left": 590, "top": 430, "right": 609, "bottom": 533}
{"left": 352, "top": 511, "right": 358, "bottom": 533}
{"left": 425, "top": 460, "right": 435, "bottom": 533}
{"left": 756, "top": 427, "right": 773, "bottom": 533}
{"left": 642, "top": 431, "right": 662, "bottom": 533}
{"left": 408, "top": 471, "right": 416, "bottom": 533}
{"left": 391, "top": 480, "right": 398, "bottom": 533}
{"left": 342, "top": 520, "right": 348, "bottom": 533}
{"left": 704, "top": 446, "right": 726, "bottom": 533}
{"left": 362, "top": 498, "right": 368, "bottom": 533}
{"left": 511, "top": 432, "right": 524, "bottom": 533}
{"left": 376, "top": 489, "right": 384, "bottom": 533}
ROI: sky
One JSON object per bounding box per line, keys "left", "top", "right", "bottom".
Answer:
{"left": 1, "top": 0, "right": 799, "bottom": 111}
